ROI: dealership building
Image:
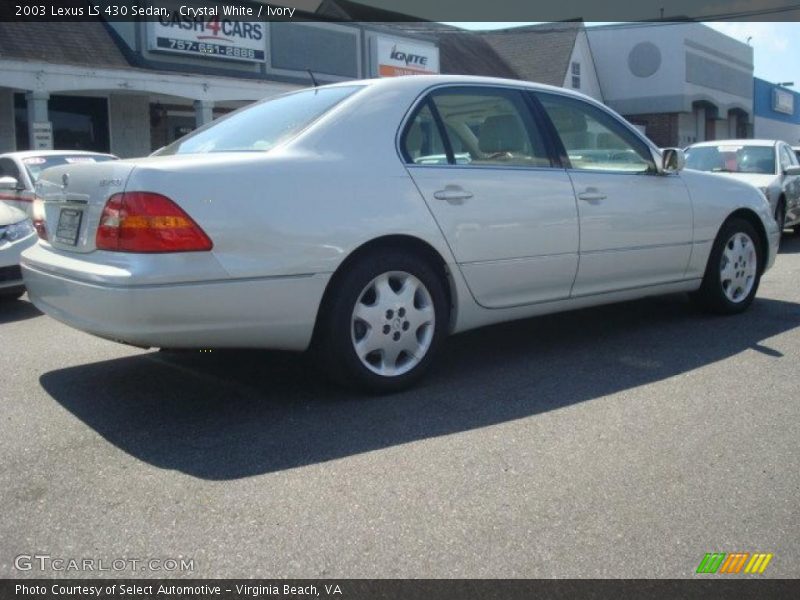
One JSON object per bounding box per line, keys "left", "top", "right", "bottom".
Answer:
{"left": 753, "top": 77, "right": 800, "bottom": 144}
{"left": 0, "top": 5, "right": 775, "bottom": 157}
{"left": 0, "top": 3, "right": 455, "bottom": 156}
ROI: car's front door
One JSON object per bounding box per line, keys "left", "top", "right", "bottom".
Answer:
{"left": 402, "top": 86, "right": 579, "bottom": 309}
{"left": 778, "top": 143, "right": 800, "bottom": 225}
{"left": 535, "top": 92, "right": 694, "bottom": 297}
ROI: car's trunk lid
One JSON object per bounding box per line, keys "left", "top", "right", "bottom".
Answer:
{"left": 35, "top": 160, "right": 136, "bottom": 253}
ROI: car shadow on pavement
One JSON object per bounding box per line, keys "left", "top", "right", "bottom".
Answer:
{"left": 40, "top": 294, "right": 800, "bottom": 480}
{"left": 0, "top": 296, "right": 42, "bottom": 324}
{"left": 779, "top": 232, "right": 800, "bottom": 254}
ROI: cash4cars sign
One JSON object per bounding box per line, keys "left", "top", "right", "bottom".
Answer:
{"left": 375, "top": 37, "right": 439, "bottom": 77}
{"left": 148, "top": 13, "right": 265, "bottom": 63}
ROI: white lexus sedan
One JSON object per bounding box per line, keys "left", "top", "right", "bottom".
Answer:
{"left": 685, "top": 139, "right": 800, "bottom": 233}
{"left": 21, "top": 76, "right": 780, "bottom": 392}
{"left": 0, "top": 203, "right": 36, "bottom": 300}
{"left": 0, "top": 150, "right": 118, "bottom": 216}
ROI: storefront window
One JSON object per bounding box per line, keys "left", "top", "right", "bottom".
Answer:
{"left": 14, "top": 94, "right": 110, "bottom": 152}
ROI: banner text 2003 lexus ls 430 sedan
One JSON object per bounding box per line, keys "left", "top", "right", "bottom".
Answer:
{"left": 20, "top": 75, "right": 780, "bottom": 392}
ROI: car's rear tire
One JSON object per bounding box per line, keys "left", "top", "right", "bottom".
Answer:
{"left": 691, "top": 218, "right": 762, "bottom": 315}
{"left": 315, "top": 250, "right": 449, "bottom": 393}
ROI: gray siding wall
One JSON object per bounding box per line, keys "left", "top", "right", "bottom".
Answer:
{"left": 109, "top": 95, "right": 151, "bottom": 158}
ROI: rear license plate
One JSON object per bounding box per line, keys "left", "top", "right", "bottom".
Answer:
{"left": 55, "top": 208, "right": 83, "bottom": 246}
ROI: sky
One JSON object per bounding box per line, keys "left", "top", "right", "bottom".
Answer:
{"left": 443, "top": 22, "right": 800, "bottom": 89}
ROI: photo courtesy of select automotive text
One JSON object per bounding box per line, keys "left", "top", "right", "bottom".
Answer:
{"left": 1, "top": 0, "right": 799, "bottom": 597}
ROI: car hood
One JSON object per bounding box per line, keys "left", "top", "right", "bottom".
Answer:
{"left": 0, "top": 202, "right": 27, "bottom": 226}
{"left": 706, "top": 172, "right": 778, "bottom": 188}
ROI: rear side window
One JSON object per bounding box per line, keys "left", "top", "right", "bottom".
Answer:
{"left": 401, "top": 102, "right": 450, "bottom": 165}
{"left": 0, "top": 158, "right": 20, "bottom": 180}
{"left": 158, "top": 86, "right": 362, "bottom": 155}
{"left": 403, "top": 87, "right": 553, "bottom": 168}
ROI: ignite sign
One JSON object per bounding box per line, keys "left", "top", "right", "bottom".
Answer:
{"left": 375, "top": 37, "right": 439, "bottom": 77}
{"left": 148, "top": 15, "right": 265, "bottom": 63}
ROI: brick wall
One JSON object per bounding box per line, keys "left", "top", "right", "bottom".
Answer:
{"left": 625, "top": 113, "right": 679, "bottom": 147}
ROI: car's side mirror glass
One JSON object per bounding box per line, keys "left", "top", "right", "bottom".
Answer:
{"left": 661, "top": 148, "right": 685, "bottom": 173}
{"left": 0, "top": 176, "right": 19, "bottom": 191}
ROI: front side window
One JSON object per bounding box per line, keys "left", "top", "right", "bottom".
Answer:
{"left": 157, "top": 86, "right": 361, "bottom": 156}
{"left": 413, "top": 87, "right": 552, "bottom": 168}
{"left": 537, "top": 93, "right": 655, "bottom": 173}
{"left": 685, "top": 144, "right": 776, "bottom": 175}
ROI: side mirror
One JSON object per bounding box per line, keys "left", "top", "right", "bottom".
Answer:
{"left": 783, "top": 165, "right": 800, "bottom": 176}
{"left": 661, "top": 148, "right": 685, "bottom": 173}
{"left": 0, "top": 176, "right": 19, "bottom": 191}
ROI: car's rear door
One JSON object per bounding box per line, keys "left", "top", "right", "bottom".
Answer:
{"left": 534, "top": 91, "right": 693, "bottom": 297}
{"left": 402, "top": 85, "right": 579, "bottom": 309}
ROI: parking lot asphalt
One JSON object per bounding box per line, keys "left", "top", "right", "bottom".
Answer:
{"left": 1, "top": 236, "right": 799, "bottom": 579}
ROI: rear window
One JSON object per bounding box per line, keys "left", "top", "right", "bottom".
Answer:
{"left": 685, "top": 145, "right": 776, "bottom": 175}
{"left": 23, "top": 154, "right": 116, "bottom": 183}
{"left": 157, "top": 86, "right": 362, "bottom": 156}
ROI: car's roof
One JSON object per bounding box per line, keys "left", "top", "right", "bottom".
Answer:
{"left": 689, "top": 139, "right": 778, "bottom": 148}
{"left": 325, "top": 74, "right": 594, "bottom": 101}
{"left": 0, "top": 150, "right": 117, "bottom": 159}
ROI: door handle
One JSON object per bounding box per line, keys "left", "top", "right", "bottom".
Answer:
{"left": 433, "top": 186, "right": 473, "bottom": 202}
{"left": 577, "top": 188, "right": 607, "bottom": 202}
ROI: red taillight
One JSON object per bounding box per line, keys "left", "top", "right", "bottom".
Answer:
{"left": 32, "top": 196, "right": 47, "bottom": 240}
{"left": 96, "top": 192, "right": 213, "bottom": 253}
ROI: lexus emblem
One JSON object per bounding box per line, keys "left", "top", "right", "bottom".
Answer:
{"left": 62, "top": 173, "right": 69, "bottom": 188}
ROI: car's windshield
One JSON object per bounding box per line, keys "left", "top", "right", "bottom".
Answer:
{"left": 685, "top": 144, "right": 776, "bottom": 174}
{"left": 157, "top": 86, "right": 362, "bottom": 156}
{"left": 23, "top": 154, "right": 116, "bottom": 183}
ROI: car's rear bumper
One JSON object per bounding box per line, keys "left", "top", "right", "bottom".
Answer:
{"left": 21, "top": 249, "right": 329, "bottom": 351}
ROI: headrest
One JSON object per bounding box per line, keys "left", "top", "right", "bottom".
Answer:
{"left": 478, "top": 115, "right": 526, "bottom": 153}
{"left": 546, "top": 106, "right": 588, "bottom": 134}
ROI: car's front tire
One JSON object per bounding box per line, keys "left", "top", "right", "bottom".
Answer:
{"left": 315, "top": 250, "right": 449, "bottom": 393}
{"left": 691, "top": 217, "right": 762, "bottom": 315}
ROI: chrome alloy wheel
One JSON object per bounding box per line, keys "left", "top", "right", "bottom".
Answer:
{"left": 351, "top": 271, "right": 435, "bottom": 377}
{"left": 720, "top": 232, "right": 757, "bottom": 303}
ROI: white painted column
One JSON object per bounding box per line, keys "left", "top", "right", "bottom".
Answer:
{"left": 0, "top": 90, "right": 15, "bottom": 152}
{"left": 695, "top": 107, "right": 706, "bottom": 142}
{"left": 194, "top": 100, "right": 214, "bottom": 128}
{"left": 26, "top": 91, "right": 52, "bottom": 150}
